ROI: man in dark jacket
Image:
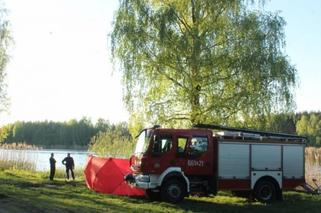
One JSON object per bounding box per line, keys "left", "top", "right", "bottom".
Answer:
{"left": 62, "top": 153, "right": 75, "bottom": 180}
{"left": 49, "top": 153, "right": 56, "bottom": 181}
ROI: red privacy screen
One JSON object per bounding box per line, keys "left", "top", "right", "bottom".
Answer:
{"left": 84, "top": 155, "right": 145, "bottom": 197}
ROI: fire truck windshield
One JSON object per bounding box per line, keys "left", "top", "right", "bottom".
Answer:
{"left": 134, "top": 129, "right": 152, "bottom": 154}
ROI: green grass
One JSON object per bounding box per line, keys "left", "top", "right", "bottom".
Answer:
{"left": 1, "top": 169, "right": 321, "bottom": 213}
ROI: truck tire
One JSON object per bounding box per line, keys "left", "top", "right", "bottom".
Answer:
{"left": 254, "top": 180, "right": 277, "bottom": 202}
{"left": 146, "top": 189, "right": 160, "bottom": 201}
{"left": 161, "top": 179, "right": 186, "bottom": 203}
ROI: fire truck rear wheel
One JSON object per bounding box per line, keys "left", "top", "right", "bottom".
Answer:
{"left": 254, "top": 180, "right": 277, "bottom": 202}
{"left": 161, "top": 179, "right": 186, "bottom": 203}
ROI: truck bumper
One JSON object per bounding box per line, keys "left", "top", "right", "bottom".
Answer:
{"left": 124, "top": 173, "right": 158, "bottom": 189}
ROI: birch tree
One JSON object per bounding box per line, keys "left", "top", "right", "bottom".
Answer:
{"left": 0, "top": 6, "right": 11, "bottom": 114}
{"left": 111, "top": 0, "right": 297, "bottom": 127}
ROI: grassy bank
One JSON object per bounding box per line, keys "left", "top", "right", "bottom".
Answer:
{"left": 1, "top": 169, "right": 321, "bottom": 213}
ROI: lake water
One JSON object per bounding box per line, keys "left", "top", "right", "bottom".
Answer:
{"left": 0, "top": 149, "right": 91, "bottom": 171}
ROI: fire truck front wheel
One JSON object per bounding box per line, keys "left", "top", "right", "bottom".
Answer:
{"left": 161, "top": 179, "right": 186, "bottom": 203}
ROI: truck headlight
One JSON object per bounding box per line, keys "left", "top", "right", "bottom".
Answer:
{"left": 136, "top": 175, "right": 150, "bottom": 182}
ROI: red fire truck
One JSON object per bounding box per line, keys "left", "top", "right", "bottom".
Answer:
{"left": 125, "top": 124, "right": 306, "bottom": 203}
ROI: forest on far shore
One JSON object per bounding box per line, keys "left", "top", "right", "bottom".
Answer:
{"left": 0, "top": 118, "right": 130, "bottom": 149}
{"left": 0, "top": 111, "right": 320, "bottom": 150}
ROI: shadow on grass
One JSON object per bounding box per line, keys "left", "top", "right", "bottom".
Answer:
{"left": 3, "top": 186, "right": 321, "bottom": 213}
{"left": 2, "top": 169, "right": 321, "bottom": 213}
{"left": 113, "top": 191, "right": 321, "bottom": 213}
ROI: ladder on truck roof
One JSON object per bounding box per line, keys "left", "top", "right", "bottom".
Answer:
{"left": 193, "top": 124, "right": 306, "bottom": 143}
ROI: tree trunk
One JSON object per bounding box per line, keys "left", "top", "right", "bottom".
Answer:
{"left": 190, "top": 0, "right": 201, "bottom": 126}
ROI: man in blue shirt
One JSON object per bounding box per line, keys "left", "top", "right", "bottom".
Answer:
{"left": 49, "top": 153, "right": 56, "bottom": 181}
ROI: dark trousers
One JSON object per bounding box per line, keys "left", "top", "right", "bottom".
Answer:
{"left": 66, "top": 167, "right": 75, "bottom": 180}
{"left": 50, "top": 167, "right": 55, "bottom": 180}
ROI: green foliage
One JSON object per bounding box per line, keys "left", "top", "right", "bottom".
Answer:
{"left": 242, "top": 112, "right": 297, "bottom": 134}
{"left": 111, "top": 0, "right": 297, "bottom": 127}
{"left": 128, "top": 112, "right": 145, "bottom": 138}
{"left": 0, "top": 4, "right": 12, "bottom": 114}
{"left": 0, "top": 119, "right": 136, "bottom": 156}
{"left": 244, "top": 111, "right": 321, "bottom": 147}
{"left": 296, "top": 112, "right": 321, "bottom": 146}
{"left": 0, "top": 118, "right": 112, "bottom": 148}
{"left": 0, "top": 123, "right": 13, "bottom": 143}
{"left": 89, "top": 122, "right": 134, "bottom": 158}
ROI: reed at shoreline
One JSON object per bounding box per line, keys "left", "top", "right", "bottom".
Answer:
{"left": 0, "top": 142, "right": 41, "bottom": 150}
{"left": 0, "top": 144, "right": 38, "bottom": 170}
{"left": 0, "top": 159, "right": 36, "bottom": 171}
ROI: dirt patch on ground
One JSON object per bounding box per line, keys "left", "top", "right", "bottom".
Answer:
{"left": 44, "top": 184, "right": 62, "bottom": 189}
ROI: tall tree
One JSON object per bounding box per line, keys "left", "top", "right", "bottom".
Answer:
{"left": 0, "top": 5, "right": 11, "bottom": 114}
{"left": 296, "top": 112, "right": 321, "bottom": 146}
{"left": 111, "top": 0, "right": 297, "bottom": 127}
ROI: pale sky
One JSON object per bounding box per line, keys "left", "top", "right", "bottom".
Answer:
{"left": 0, "top": 0, "right": 320, "bottom": 125}
{"left": 267, "top": 0, "right": 321, "bottom": 113}
{"left": 1, "top": 0, "right": 125, "bottom": 124}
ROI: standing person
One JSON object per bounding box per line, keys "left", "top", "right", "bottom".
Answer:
{"left": 49, "top": 153, "right": 56, "bottom": 181}
{"left": 62, "top": 153, "right": 75, "bottom": 180}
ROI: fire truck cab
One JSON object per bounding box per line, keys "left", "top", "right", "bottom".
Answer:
{"left": 125, "top": 124, "right": 306, "bottom": 203}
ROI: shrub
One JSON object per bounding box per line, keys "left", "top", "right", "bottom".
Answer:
{"left": 89, "top": 130, "right": 134, "bottom": 158}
